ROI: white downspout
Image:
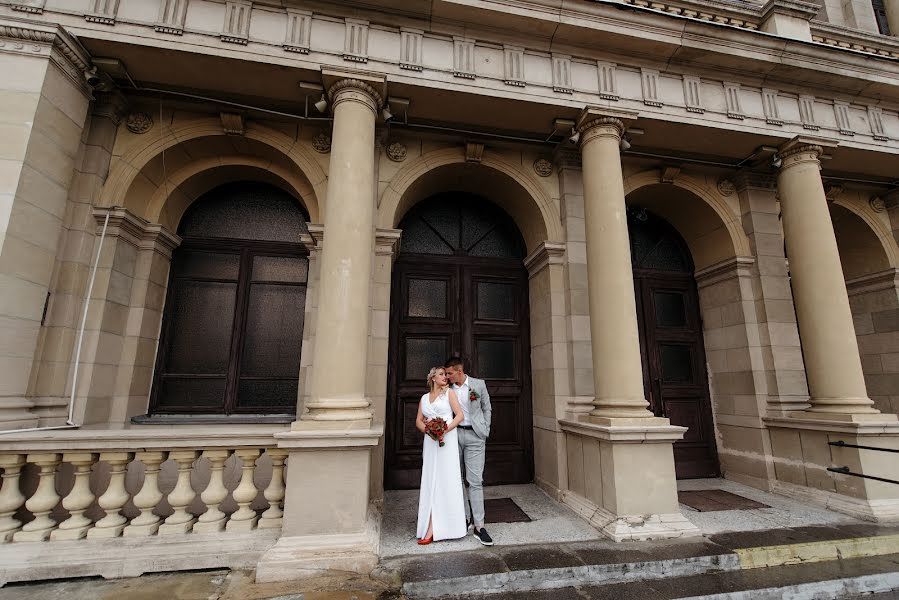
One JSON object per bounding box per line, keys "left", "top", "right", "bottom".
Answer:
{"left": 0, "top": 209, "right": 112, "bottom": 435}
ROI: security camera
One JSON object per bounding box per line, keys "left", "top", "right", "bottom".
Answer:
{"left": 84, "top": 67, "right": 102, "bottom": 87}
{"left": 84, "top": 67, "right": 115, "bottom": 92}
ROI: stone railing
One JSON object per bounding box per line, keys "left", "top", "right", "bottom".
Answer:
{"left": 0, "top": 426, "right": 289, "bottom": 585}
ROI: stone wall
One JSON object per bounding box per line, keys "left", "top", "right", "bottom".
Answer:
{"left": 848, "top": 270, "right": 899, "bottom": 416}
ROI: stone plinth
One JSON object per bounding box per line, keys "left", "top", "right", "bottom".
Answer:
{"left": 255, "top": 424, "right": 383, "bottom": 582}
{"left": 559, "top": 419, "right": 700, "bottom": 541}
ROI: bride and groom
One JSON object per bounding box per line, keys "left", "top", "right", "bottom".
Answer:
{"left": 415, "top": 357, "right": 494, "bottom": 546}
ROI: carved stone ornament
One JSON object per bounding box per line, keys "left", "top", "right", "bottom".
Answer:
{"left": 717, "top": 179, "right": 736, "bottom": 197}
{"left": 869, "top": 196, "right": 886, "bottom": 213}
{"left": 386, "top": 141, "right": 407, "bottom": 162}
{"left": 312, "top": 133, "right": 331, "bottom": 153}
{"left": 533, "top": 158, "right": 553, "bottom": 177}
{"left": 125, "top": 112, "right": 153, "bottom": 134}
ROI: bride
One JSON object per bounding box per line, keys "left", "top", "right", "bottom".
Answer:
{"left": 415, "top": 366, "right": 467, "bottom": 545}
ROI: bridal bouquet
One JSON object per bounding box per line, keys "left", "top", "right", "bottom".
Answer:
{"left": 425, "top": 417, "right": 448, "bottom": 447}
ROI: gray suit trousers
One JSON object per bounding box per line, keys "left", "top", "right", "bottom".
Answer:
{"left": 458, "top": 427, "right": 486, "bottom": 526}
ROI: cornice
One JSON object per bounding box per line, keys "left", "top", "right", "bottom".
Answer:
{"left": 0, "top": 17, "right": 92, "bottom": 89}
{"left": 695, "top": 256, "right": 757, "bottom": 287}
{"left": 93, "top": 207, "right": 181, "bottom": 257}
{"left": 523, "top": 242, "right": 566, "bottom": 277}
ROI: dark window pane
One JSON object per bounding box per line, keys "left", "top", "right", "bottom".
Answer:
{"left": 477, "top": 339, "right": 515, "bottom": 379}
{"left": 407, "top": 279, "right": 446, "bottom": 318}
{"left": 156, "top": 377, "right": 227, "bottom": 410}
{"left": 405, "top": 338, "right": 447, "bottom": 382}
{"left": 164, "top": 281, "right": 236, "bottom": 374}
{"left": 643, "top": 237, "right": 690, "bottom": 272}
{"left": 174, "top": 251, "right": 240, "bottom": 280}
{"left": 398, "top": 194, "right": 524, "bottom": 259}
{"left": 178, "top": 182, "right": 309, "bottom": 243}
{"left": 477, "top": 282, "right": 515, "bottom": 321}
{"left": 400, "top": 218, "right": 453, "bottom": 255}
{"left": 660, "top": 344, "right": 693, "bottom": 383}
{"left": 236, "top": 379, "right": 297, "bottom": 411}
{"left": 629, "top": 211, "right": 692, "bottom": 273}
{"left": 654, "top": 291, "right": 687, "bottom": 327}
{"left": 420, "top": 203, "right": 460, "bottom": 250}
{"left": 252, "top": 255, "right": 308, "bottom": 283}
{"left": 240, "top": 284, "right": 305, "bottom": 377}
{"left": 469, "top": 229, "right": 521, "bottom": 258}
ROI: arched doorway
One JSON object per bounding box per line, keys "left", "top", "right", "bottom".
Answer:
{"left": 149, "top": 182, "right": 310, "bottom": 417}
{"left": 629, "top": 208, "right": 719, "bottom": 479}
{"left": 385, "top": 193, "right": 533, "bottom": 489}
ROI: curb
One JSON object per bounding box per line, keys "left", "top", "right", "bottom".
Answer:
{"left": 679, "top": 571, "right": 899, "bottom": 600}
{"left": 736, "top": 533, "right": 899, "bottom": 569}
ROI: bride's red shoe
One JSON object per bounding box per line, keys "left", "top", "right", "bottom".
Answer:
{"left": 417, "top": 535, "right": 433, "bottom": 545}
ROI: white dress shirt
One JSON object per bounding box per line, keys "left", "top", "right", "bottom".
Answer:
{"left": 453, "top": 376, "right": 472, "bottom": 426}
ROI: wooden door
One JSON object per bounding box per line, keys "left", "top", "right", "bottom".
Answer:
{"left": 384, "top": 194, "right": 533, "bottom": 490}
{"left": 630, "top": 209, "right": 719, "bottom": 479}
{"left": 636, "top": 275, "right": 719, "bottom": 478}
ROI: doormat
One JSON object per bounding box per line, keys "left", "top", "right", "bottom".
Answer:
{"left": 678, "top": 489, "right": 770, "bottom": 512}
{"left": 484, "top": 498, "right": 532, "bottom": 523}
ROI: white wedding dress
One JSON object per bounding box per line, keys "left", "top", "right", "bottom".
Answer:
{"left": 416, "top": 388, "right": 467, "bottom": 541}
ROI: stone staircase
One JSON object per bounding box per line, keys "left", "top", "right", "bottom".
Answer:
{"left": 376, "top": 524, "right": 899, "bottom": 599}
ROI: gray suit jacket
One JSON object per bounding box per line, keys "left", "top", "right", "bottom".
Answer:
{"left": 463, "top": 376, "right": 491, "bottom": 440}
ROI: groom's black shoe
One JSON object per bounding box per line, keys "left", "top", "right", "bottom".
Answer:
{"left": 473, "top": 527, "right": 494, "bottom": 546}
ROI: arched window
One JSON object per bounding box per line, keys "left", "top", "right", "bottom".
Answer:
{"left": 149, "top": 182, "right": 309, "bottom": 417}
{"left": 398, "top": 193, "right": 525, "bottom": 259}
{"left": 628, "top": 208, "right": 694, "bottom": 273}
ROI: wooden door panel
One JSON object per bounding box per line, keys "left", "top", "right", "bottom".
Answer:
{"left": 386, "top": 258, "right": 532, "bottom": 489}
{"left": 637, "top": 274, "right": 719, "bottom": 479}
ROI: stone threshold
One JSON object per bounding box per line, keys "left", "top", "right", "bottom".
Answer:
{"left": 380, "top": 523, "right": 899, "bottom": 599}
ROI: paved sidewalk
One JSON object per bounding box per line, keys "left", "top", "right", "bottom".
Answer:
{"left": 0, "top": 570, "right": 403, "bottom": 600}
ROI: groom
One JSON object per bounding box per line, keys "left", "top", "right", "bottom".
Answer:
{"left": 444, "top": 356, "right": 493, "bottom": 546}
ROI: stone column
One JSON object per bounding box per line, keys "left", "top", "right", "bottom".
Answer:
{"left": 298, "top": 73, "right": 384, "bottom": 430}
{"left": 558, "top": 109, "right": 698, "bottom": 543}
{"left": 258, "top": 71, "right": 386, "bottom": 583}
{"left": 577, "top": 111, "right": 654, "bottom": 420}
{"left": 886, "top": 0, "right": 899, "bottom": 37}
{"left": 776, "top": 138, "right": 880, "bottom": 418}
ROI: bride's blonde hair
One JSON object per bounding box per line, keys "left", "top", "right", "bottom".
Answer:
{"left": 426, "top": 366, "right": 445, "bottom": 390}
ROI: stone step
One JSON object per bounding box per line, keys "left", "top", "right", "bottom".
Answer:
{"left": 378, "top": 524, "right": 899, "bottom": 599}
{"left": 450, "top": 554, "right": 899, "bottom": 599}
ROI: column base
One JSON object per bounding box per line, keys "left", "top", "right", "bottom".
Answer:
{"left": 559, "top": 418, "right": 699, "bottom": 541}
{"left": 765, "top": 415, "right": 899, "bottom": 523}
{"left": 255, "top": 510, "right": 380, "bottom": 583}
{"left": 562, "top": 489, "right": 700, "bottom": 541}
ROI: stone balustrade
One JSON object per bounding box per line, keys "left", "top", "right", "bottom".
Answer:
{"left": 0, "top": 447, "right": 288, "bottom": 543}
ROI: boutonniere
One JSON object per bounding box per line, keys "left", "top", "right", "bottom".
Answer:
{"left": 469, "top": 390, "right": 479, "bottom": 402}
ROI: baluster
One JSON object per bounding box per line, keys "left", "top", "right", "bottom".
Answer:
{"left": 51, "top": 453, "right": 98, "bottom": 540}
{"left": 226, "top": 448, "right": 261, "bottom": 532}
{"left": 123, "top": 451, "right": 167, "bottom": 537}
{"left": 159, "top": 450, "right": 199, "bottom": 535}
{"left": 87, "top": 452, "right": 134, "bottom": 538}
{"left": 194, "top": 449, "right": 231, "bottom": 533}
{"left": 0, "top": 454, "right": 26, "bottom": 542}
{"left": 13, "top": 453, "right": 61, "bottom": 542}
{"left": 258, "top": 449, "right": 288, "bottom": 529}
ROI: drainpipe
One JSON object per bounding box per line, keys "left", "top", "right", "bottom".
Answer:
{"left": 0, "top": 209, "right": 113, "bottom": 435}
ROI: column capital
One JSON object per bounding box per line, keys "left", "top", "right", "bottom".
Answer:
{"left": 91, "top": 91, "right": 129, "bottom": 126}
{"left": 322, "top": 68, "right": 386, "bottom": 114}
{"left": 777, "top": 135, "right": 838, "bottom": 170}
{"left": 92, "top": 207, "right": 181, "bottom": 258}
{"left": 576, "top": 107, "right": 639, "bottom": 146}
{"left": 375, "top": 228, "right": 402, "bottom": 259}
{"left": 524, "top": 241, "right": 566, "bottom": 278}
